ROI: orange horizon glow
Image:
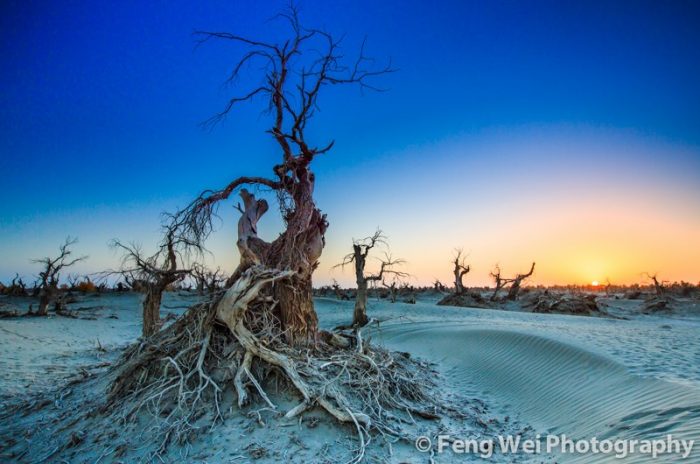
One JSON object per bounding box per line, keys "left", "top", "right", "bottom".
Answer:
{"left": 2, "top": 128, "right": 698, "bottom": 288}
{"left": 315, "top": 130, "right": 700, "bottom": 289}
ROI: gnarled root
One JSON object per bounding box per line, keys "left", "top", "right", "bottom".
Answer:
{"left": 216, "top": 266, "right": 371, "bottom": 428}
{"left": 102, "top": 265, "right": 452, "bottom": 462}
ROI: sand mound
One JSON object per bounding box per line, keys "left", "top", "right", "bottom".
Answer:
{"left": 521, "top": 293, "right": 609, "bottom": 317}
{"left": 437, "top": 291, "right": 492, "bottom": 308}
{"left": 377, "top": 324, "right": 700, "bottom": 462}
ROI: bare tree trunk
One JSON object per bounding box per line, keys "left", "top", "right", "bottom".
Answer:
{"left": 37, "top": 289, "right": 50, "bottom": 316}
{"left": 506, "top": 262, "right": 536, "bottom": 301}
{"left": 506, "top": 281, "right": 523, "bottom": 301}
{"left": 454, "top": 275, "right": 464, "bottom": 295}
{"left": 353, "top": 280, "right": 369, "bottom": 327}
{"left": 232, "top": 188, "right": 325, "bottom": 345}
{"left": 490, "top": 267, "right": 507, "bottom": 302}
{"left": 389, "top": 283, "right": 397, "bottom": 303}
{"left": 143, "top": 286, "right": 163, "bottom": 338}
{"left": 351, "top": 244, "right": 369, "bottom": 326}
{"left": 649, "top": 274, "right": 665, "bottom": 296}
{"left": 451, "top": 250, "right": 470, "bottom": 295}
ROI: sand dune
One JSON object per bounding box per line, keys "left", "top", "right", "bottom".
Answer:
{"left": 375, "top": 322, "right": 700, "bottom": 461}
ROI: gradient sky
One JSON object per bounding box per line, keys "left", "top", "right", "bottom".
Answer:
{"left": 1, "top": 0, "right": 699, "bottom": 287}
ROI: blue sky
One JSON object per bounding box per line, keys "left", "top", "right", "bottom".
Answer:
{"left": 1, "top": 0, "right": 699, "bottom": 286}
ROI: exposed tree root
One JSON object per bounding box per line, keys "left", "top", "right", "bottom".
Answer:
{"left": 99, "top": 266, "right": 457, "bottom": 462}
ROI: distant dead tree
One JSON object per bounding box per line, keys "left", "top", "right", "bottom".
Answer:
{"left": 3, "top": 273, "right": 28, "bottom": 297}
{"left": 433, "top": 279, "right": 446, "bottom": 292}
{"left": 67, "top": 274, "right": 79, "bottom": 290}
{"left": 205, "top": 267, "right": 225, "bottom": 293}
{"left": 192, "top": 264, "right": 208, "bottom": 294}
{"left": 32, "top": 237, "right": 87, "bottom": 316}
{"left": 451, "top": 249, "right": 471, "bottom": 295}
{"left": 644, "top": 272, "right": 666, "bottom": 296}
{"left": 400, "top": 282, "right": 417, "bottom": 304}
{"left": 331, "top": 279, "right": 349, "bottom": 300}
{"left": 111, "top": 225, "right": 193, "bottom": 337}
{"left": 192, "top": 264, "right": 225, "bottom": 295}
{"left": 489, "top": 264, "right": 508, "bottom": 301}
{"left": 506, "top": 262, "right": 536, "bottom": 300}
{"left": 336, "top": 230, "right": 407, "bottom": 327}
{"left": 382, "top": 278, "right": 399, "bottom": 303}
{"left": 489, "top": 262, "right": 536, "bottom": 301}
{"left": 604, "top": 277, "right": 612, "bottom": 296}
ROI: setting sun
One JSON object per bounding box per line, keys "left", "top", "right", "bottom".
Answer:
{"left": 591, "top": 281, "right": 599, "bottom": 287}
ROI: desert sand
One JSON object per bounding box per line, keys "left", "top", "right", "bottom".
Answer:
{"left": 0, "top": 291, "right": 698, "bottom": 463}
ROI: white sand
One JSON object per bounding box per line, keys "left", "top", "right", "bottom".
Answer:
{"left": 0, "top": 292, "right": 698, "bottom": 462}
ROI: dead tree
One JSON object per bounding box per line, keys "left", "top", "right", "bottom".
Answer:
{"left": 191, "top": 264, "right": 208, "bottom": 294}
{"left": 67, "top": 274, "right": 79, "bottom": 291}
{"left": 644, "top": 272, "right": 666, "bottom": 296}
{"left": 433, "top": 279, "right": 446, "bottom": 293}
{"left": 32, "top": 237, "right": 87, "bottom": 316}
{"left": 451, "top": 249, "right": 471, "bottom": 295}
{"left": 383, "top": 279, "right": 399, "bottom": 303}
{"left": 170, "top": 15, "right": 392, "bottom": 345}
{"left": 111, "top": 226, "right": 193, "bottom": 337}
{"left": 506, "top": 262, "right": 536, "bottom": 300}
{"left": 86, "top": 12, "right": 455, "bottom": 460}
{"left": 331, "top": 279, "right": 349, "bottom": 300}
{"left": 489, "top": 262, "right": 536, "bottom": 301}
{"left": 4, "top": 274, "right": 27, "bottom": 297}
{"left": 400, "top": 282, "right": 417, "bottom": 304}
{"left": 336, "top": 230, "right": 407, "bottom": 327}
{"left": 604, "top": 277, "right": 612, "bottom": 296}
{"left": 489, "top": 265, "right": 509, "bottom": 301}
{"left": 205, "top": 267, "right": 225, "bottom": 293}
{"left": 192, "top": 264, "right": 224, "bottom": 295}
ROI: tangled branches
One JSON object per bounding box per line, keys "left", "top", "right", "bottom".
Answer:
{"left": 102, "top": 266, "right": 449, "bottom": 462}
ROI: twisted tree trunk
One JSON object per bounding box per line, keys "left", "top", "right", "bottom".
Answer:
{"left": 232, "top": 187, "right": 326, "bottom": 345}
{"left": 177, "top": 15, "right": 388, "bottom": 345}
{"left": 506, "top": 262, "right": 536, "bottom": 301}
{"left": 453, "top": 264, "right": 469, "bottom": 295}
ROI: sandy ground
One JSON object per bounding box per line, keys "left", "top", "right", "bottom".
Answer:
{"left": 0, "top": 291, "right": 698, "bottom": 462}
